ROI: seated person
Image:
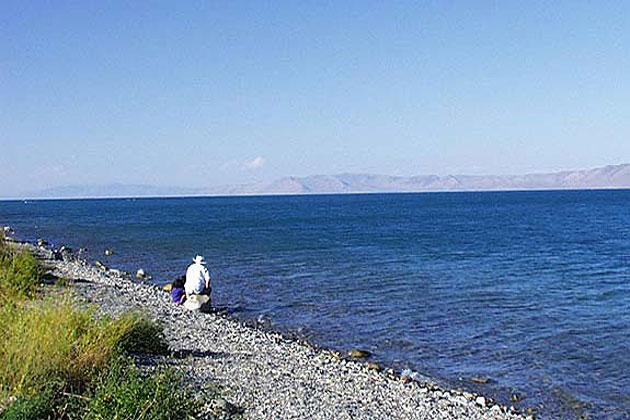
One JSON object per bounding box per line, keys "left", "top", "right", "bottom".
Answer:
{"left": 171, "top": 275, "right": 186, "bottom": 305}
{"left": 184, "top": 255, "right": 212, "bottom": 311}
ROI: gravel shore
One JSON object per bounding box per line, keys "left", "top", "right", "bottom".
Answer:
{"left": 24, "top": 241, "right": 531, "bottom": 420}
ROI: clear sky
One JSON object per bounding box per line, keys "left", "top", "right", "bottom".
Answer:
{"left": 1, "top": 1, "right": 629, "bottom": 195}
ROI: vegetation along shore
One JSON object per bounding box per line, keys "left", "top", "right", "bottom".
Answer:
{"left": 0, "top": 230, "right": 532, "bottom": 419}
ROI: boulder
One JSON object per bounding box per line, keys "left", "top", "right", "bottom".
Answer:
{"left": 37, "top": 239, "right": 49, "bottom": 247}
{"left": 95, "top": 260, "right": 108, "bottom": 271}
{"left": 211, "top": 398, "right": 241, "bottom": 416}
{"left": 163, "top": 283, "right": 173, "bottom": 292}
{"left": 104, "top": 249, "right": 114, "bottom": 256}
{"left": 183, "top": 294, "right": 210, "bottom": 311}
{"left": 400, "top": 368, "right": 422, "bottom": 383}
{"left": 366, "top": 362, "right": 382, "bottom": 372}
{"left": 347, "top": 349, "right": 371, "bottom": 359}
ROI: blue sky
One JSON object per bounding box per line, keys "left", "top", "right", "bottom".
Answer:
{"left": 1, "top": 1, "right": 629, "bottom": 195}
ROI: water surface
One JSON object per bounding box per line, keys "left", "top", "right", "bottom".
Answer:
{"left": 2, "top": 190, "right": 629, "bottom": 419}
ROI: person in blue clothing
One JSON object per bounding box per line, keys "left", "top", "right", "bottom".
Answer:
{"left": 171, "top": 275, "right": 186, "bottom": 305}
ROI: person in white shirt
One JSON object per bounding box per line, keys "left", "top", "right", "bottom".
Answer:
{"left": 185, "top": 255, "right": 211, "bottom": 297}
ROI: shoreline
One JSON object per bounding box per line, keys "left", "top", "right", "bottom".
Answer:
{"left": 8, "top": 235, "right": 531, "bottom": 420}
{"left": 2, "top": 186, "right": 630, "bottom": 202}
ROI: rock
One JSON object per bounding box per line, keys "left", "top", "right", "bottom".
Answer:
{"left": 212, "top": 398, "right": 240, "bottom": 415}
{"left": 511, "top": 393, "right": 521, "bottom": 402}
{"left": 472, "top": 377, "right": 490, "bottom": 384}
{"left": 59, "top": 246, "right": 71, "bottom": 253}
{"left": 3, "top": 226, "right": 12, "bottom": 233}
{"left": 109, "top": 269, "right": 121, "bottom": 276}
{"left": 37, "top": 238, "right": 49, "bottom": 247}
{"left": 79, "top": 248, "right": 88, "bottom": 253}
{"left": 163, "top": 283, "right": 173, "bottom": 293}
{"left": 475, "top": 396, "right": 486, "bottom": 407}
{"left": 365, "top": 362, "right": 382, "bottom": 372}
{"left": 329, "top": 350, "right": 342, "bottom": 359}
{"left": 215, "top": 398, "right": 229, "bottom": 410}
{"left": 451, "top": 395, "right": 468, "bottom": 405}
{"left": 347, "top": 349, "right": 371, "bottom": 359}
{"left": 95, "top": 260, "right": 108, "bottom": 271}
{"left": 136, "top": 269, "right": 149, "bottom": 280}
{"left": 401, "top": 368, "right": 423, "bottom": 384}
{"left": 104, "top": 249, "right": 114, "bottom": 256}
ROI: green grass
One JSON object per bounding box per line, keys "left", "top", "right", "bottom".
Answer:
{"left": 86, "top": 358, "right": 208, "bottom": 420}
{"left": 108, "top": 311, "right": 169, "bottom": 356}
{"left": 0, "top": 238, "right": 41, "bottom": 301}
{"left": 0, "top": 386, "right": 62, "bottom": 420}
{"left": 2, "top": 358, "right": 210, "bottom": 420}
{"left": 0, "top": 238, "right": 213, "bottom": 419}
{"left": 0, "top": 298, "right": 169, "bottom": 398}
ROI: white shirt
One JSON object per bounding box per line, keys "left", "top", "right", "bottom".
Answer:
{"left": 185, "top": 262, "right": 210, "bottom": 295}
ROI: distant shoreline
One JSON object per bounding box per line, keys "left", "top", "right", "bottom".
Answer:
{"left": 2, "top": 185, "right": 630, "bottom": 201}
{"left": 3, "top": 163, "right": 630, "bottom": 200}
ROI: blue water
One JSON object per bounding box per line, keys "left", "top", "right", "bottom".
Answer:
{"left": 2, "top": 191, "right": 630, "bottom": 419}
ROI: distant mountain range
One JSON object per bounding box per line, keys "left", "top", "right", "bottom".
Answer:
{"left": 33, "top": 183, "right": 201, "bottom": 198}
{"left": 16, "top": 164, "right": 630, "bottom": 199}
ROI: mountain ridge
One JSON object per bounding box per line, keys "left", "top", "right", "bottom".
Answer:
{"left": 9, "top": 164, "right": 630, "bottom": 199}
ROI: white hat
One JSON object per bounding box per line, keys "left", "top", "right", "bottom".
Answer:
{"left": 193, "top": 255, "right": 206, "bottom": 265}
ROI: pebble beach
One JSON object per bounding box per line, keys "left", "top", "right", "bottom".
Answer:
{"left": 17, "top": 239, "right": 531, "bottom": 420}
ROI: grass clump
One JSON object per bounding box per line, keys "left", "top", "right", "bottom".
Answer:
{"left": 0, "top": 239, "right": 41, "bottom": 300}
{"left": 0, "top": 298, "right": 169, "bottom": 398}
{"left": 2, "top": 359, "right": 208, "bottom": 420}
{"left": 86, "top": 358, "right": 206, "bottom": 420}
{"left": 109, "top": 311, "right": 169, "bottom": 356}
{"left": 0, "top": 386, "right": 64, "bottom": 420}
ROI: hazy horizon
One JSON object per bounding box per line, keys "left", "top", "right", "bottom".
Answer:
{"left": 2, "top": 2, "right": 629, "bottom": 196}
{"left": 1, "top": 162, "right": 629, "bottom": 199}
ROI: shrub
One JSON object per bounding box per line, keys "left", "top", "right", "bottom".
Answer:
{"left": 0, "top": 297, "right": 170, "bottom": 402}
{"left": 108, "top": 311, "right": 169, "bottom": 356}
{"left": 0, "top": 297, "right": 112, "bottom": 398}
{"left": 86, "top": 358, "right": 205, "bottom": 420}
{"left": 1, "top": 361, "right": 209, "bottom": 420}
{"left": 0, "top": 241, "right": 41, "bottom": 300}
{"left": 0, "top": 385, "right": 61, "bottom": 420}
